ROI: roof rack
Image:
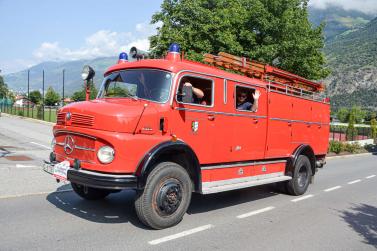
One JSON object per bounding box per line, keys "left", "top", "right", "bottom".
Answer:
{"left": 204, "top": 52, "right": 325, "bottom": 93}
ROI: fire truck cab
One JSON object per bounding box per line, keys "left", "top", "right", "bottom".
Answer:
{"left": 44, "top": 43, "right": 330, "bottom": 229}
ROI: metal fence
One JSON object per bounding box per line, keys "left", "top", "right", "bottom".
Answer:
{"left": 0, "top": 103, "right": 59, "bottom": 123}
{"left": 329, "top": 125, "right": 371, "bottom": 141}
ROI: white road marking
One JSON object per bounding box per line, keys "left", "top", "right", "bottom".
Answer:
{"left": 79, "top": 210, "right": 87, "bottom": 214}
{"left": 105, "top": 216, "right": 119, "bottom": 219}
{"left": 291, "top": 194, "right": 314, "bottom": 202}
{"left": 16, "top": 164, "right": 37, "bottom": 168}
{"left": 30, "top": 142, "right": 51, "bottom": 150}
{"left": 237, "top": 206, "right": 275, "bottom": 219}
{"left": 348, "top": 179, "right": 361, "bottom": 184}
{"left": 324, "top": 186, "right": 342, "bottom": 192}
{"left": 148, "top": 224, "right": 213, "bottom": 245}
{"left": 366, "top": 175, "right": 376, "bottom": 179}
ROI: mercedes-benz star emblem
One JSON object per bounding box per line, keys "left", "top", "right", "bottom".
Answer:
{"left": 64, "top": 135, "right": 75, "bottom": 155}
{"left": 66, "top": 112, "right": 71, "bottom": 121}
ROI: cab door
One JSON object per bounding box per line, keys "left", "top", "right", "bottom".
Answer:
{"left": 171, "top": 73, "right": 216, "bottom": 164}
{"left": 229, "top": 82, "right": 268, "bottom": 161}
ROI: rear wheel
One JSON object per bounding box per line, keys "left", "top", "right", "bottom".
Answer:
{"left": 135, "top": 162, "right": 192, "bottom": 229}
{"left": 71, "top": 183, "right": 111, "bottom": 200}
{"left": 286, "top": 155, "right": 312, "bottom": 196}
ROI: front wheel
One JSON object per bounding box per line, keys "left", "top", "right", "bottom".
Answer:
{"left": 286, "top": 155, "right": 312, "bottom": 196}
{"left": 71, "top": 183, "right": 111, "bottom": 200}
{"left": 135, "top": 162, "right": 192, "bottom": 229}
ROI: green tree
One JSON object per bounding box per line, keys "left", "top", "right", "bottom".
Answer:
{"left": 370, "top": 118, "right": 377, "bottom": 141}
{"left": 29, "top": 90, "right": 42, "bottom": 105}
{"left": 45, "top": 86, "right": 61, "bottom": 106}
{"left": 0, "top": 75, "right": 9, "bottom": 99}
{"left": 150, "top": 0, "right": 330, "bottom": 80}
{"left": 71, "top": 83, "right": 98, "bottom": 102}
{"left": 336, "top": 108, "right": 349, "bottom": 123}
{"left": 346, "top": 109, "right": 358, "bottom": 141}
{"left": 350, "top": 106, "right": 366, "bottom": 124}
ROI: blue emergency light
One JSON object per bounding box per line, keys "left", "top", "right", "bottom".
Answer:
{"left": 119, "top": 52, "right": 128, "bottom": 61}
{"left": 169, "top": 43, "right": 180, "bottom": 53}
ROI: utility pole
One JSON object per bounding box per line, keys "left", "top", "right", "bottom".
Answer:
{"left": 27, "top": 70, "right": 30, "bottom": 116}
{"left": 62, "top": 69, "right": 65, "bottom": 106}
{"left": 42, "top": 70, "right": 45, "bottom": 120}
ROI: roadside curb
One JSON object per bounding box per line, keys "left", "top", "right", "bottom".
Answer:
{"left": 327, "top": 152, "right": 377, "bottom": 160}
{"left": 0, "top": 112, "right": 55, "bottom": 126}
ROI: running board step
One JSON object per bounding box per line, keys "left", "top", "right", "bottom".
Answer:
{"left": 201, "top": 175, "right": 292, "bottom": 194}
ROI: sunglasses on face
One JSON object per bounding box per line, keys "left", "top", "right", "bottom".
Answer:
{"left": 239, "top": 94, "right": 247, "bottom": 98}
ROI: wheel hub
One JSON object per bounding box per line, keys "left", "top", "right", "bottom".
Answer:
{"left": 156, "top": 180, "right": 182, "bottom": 216}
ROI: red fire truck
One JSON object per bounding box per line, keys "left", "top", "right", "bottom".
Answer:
{"left": 43, "top": 43, "right": 330, "bottom": 229}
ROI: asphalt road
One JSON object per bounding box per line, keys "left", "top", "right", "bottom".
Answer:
{"left": 0, "top": 115, "right": 376, "bottom": 251}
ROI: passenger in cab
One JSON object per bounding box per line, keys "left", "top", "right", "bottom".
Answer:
{"left": 236, "top": 89, "right": 260, "bottom": 112}
{"left": 179, "top": 79, "right": 204, "bottom": 104}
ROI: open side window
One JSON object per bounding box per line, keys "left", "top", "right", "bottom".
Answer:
{"left": 177, "top": 76, "right": 213, "bottom": 106}
{"left": 235, "top": 85, "right": 257, "bottom": 112}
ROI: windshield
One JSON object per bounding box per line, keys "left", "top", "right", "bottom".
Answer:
{"left": 98, "top": 69, "right": 172, "bottom": 103}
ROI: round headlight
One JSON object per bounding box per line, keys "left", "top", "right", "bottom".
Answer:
{"left": 81, "top": 65, "right": 95, "bottom": 81}
{"left": 51, "top": 138, "right": 56, "bottom": 150}
{"left": 97, "top": 146, "right": 115, "bottom": 164}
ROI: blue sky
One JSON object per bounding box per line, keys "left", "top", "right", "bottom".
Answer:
{"left": 0, "top": 0, "right": 162, "bottom": 74}
{"left": 1, "top": 0, "right": 376, "bottom": 74}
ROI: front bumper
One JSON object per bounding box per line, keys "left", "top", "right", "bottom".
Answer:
{"left": 43, "top": 161, "right": 138, "bottom": 190}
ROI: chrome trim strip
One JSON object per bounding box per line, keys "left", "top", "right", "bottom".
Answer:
{"left": 54, "top": 130, "right": 97, "bottom": 140}
{"left": 55, "top": 143, "right": 95, "bottom": 152}
{"left": 74, "top": 169, "right": 136, "bottom": 178}
{"left": 269, "top": 117, "right": 330, "bottom": 126}
{"left": 174, "top": 107, "right": 267, "bottom": 119}
{"left": 201, "top": 159, "right": 287, "bottom": 170}
{"left": 201, "top": 172, "right": 291, "bottom": 194}
{"left": 74, "top": 145, "right": 96, "bottom": 152}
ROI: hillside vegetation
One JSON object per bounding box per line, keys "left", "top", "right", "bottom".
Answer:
{"left": 324, "top": 17, "right": 377, "bottom": 110}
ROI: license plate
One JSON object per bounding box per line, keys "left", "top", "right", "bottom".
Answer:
{"left": 52, "top": 161, "right": 70, "bottom": 181}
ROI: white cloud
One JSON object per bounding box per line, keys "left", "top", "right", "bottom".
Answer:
{"left": 31, "top": 21, "right": 160, "bottom": 64}
{"left": 309, "top": 0, "right": 377, "bottom": 14}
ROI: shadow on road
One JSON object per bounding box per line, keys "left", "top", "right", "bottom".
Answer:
{"left": 46, "top": 183, "right": 280, "bottom": 229}
{"left": 339, "top": 203, "right": 377, "bottom": 248}
{"left": 188, "top": 184, "right": 278, "bottom": 214}
{"left": 46, "top": 188, "right": 148, "bottom": 229}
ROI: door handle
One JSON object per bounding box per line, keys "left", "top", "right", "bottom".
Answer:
{"left": 208, "top": 114, "right": 215, "bottom": 121}
{"left": 288, "top": 122, "right": 292, "bottom": 126}
{"left": 253, "top": 118, "right": 258, "bottom": 124}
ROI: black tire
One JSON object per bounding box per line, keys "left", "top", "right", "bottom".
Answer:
{"left": 286, "top": 155, "right": 312, "bottom": 196}
{"left": 135, "top": 162, "right": 192, "bottom": 229}
{"left": 71, "top": 183, "right": 111, "bottom": 200}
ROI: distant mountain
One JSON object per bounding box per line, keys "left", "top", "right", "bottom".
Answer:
{"left": 4, "top": 57, "right": 116, "bottom": 96}
{"left": 324, "top": 17, "right": 377, "bottom": 109}
{"left": 309, "top": 5, "right": 374, "bottom": 40}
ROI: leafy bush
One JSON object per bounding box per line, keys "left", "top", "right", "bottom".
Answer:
{"left": 343, "top": 142, "right": 362, "bottom": 153}
{"left": 329, "top": 140, "right": 344, "bottom": 154}
{"left": 17, "top": 110, "right": 24, "bottom": 116}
